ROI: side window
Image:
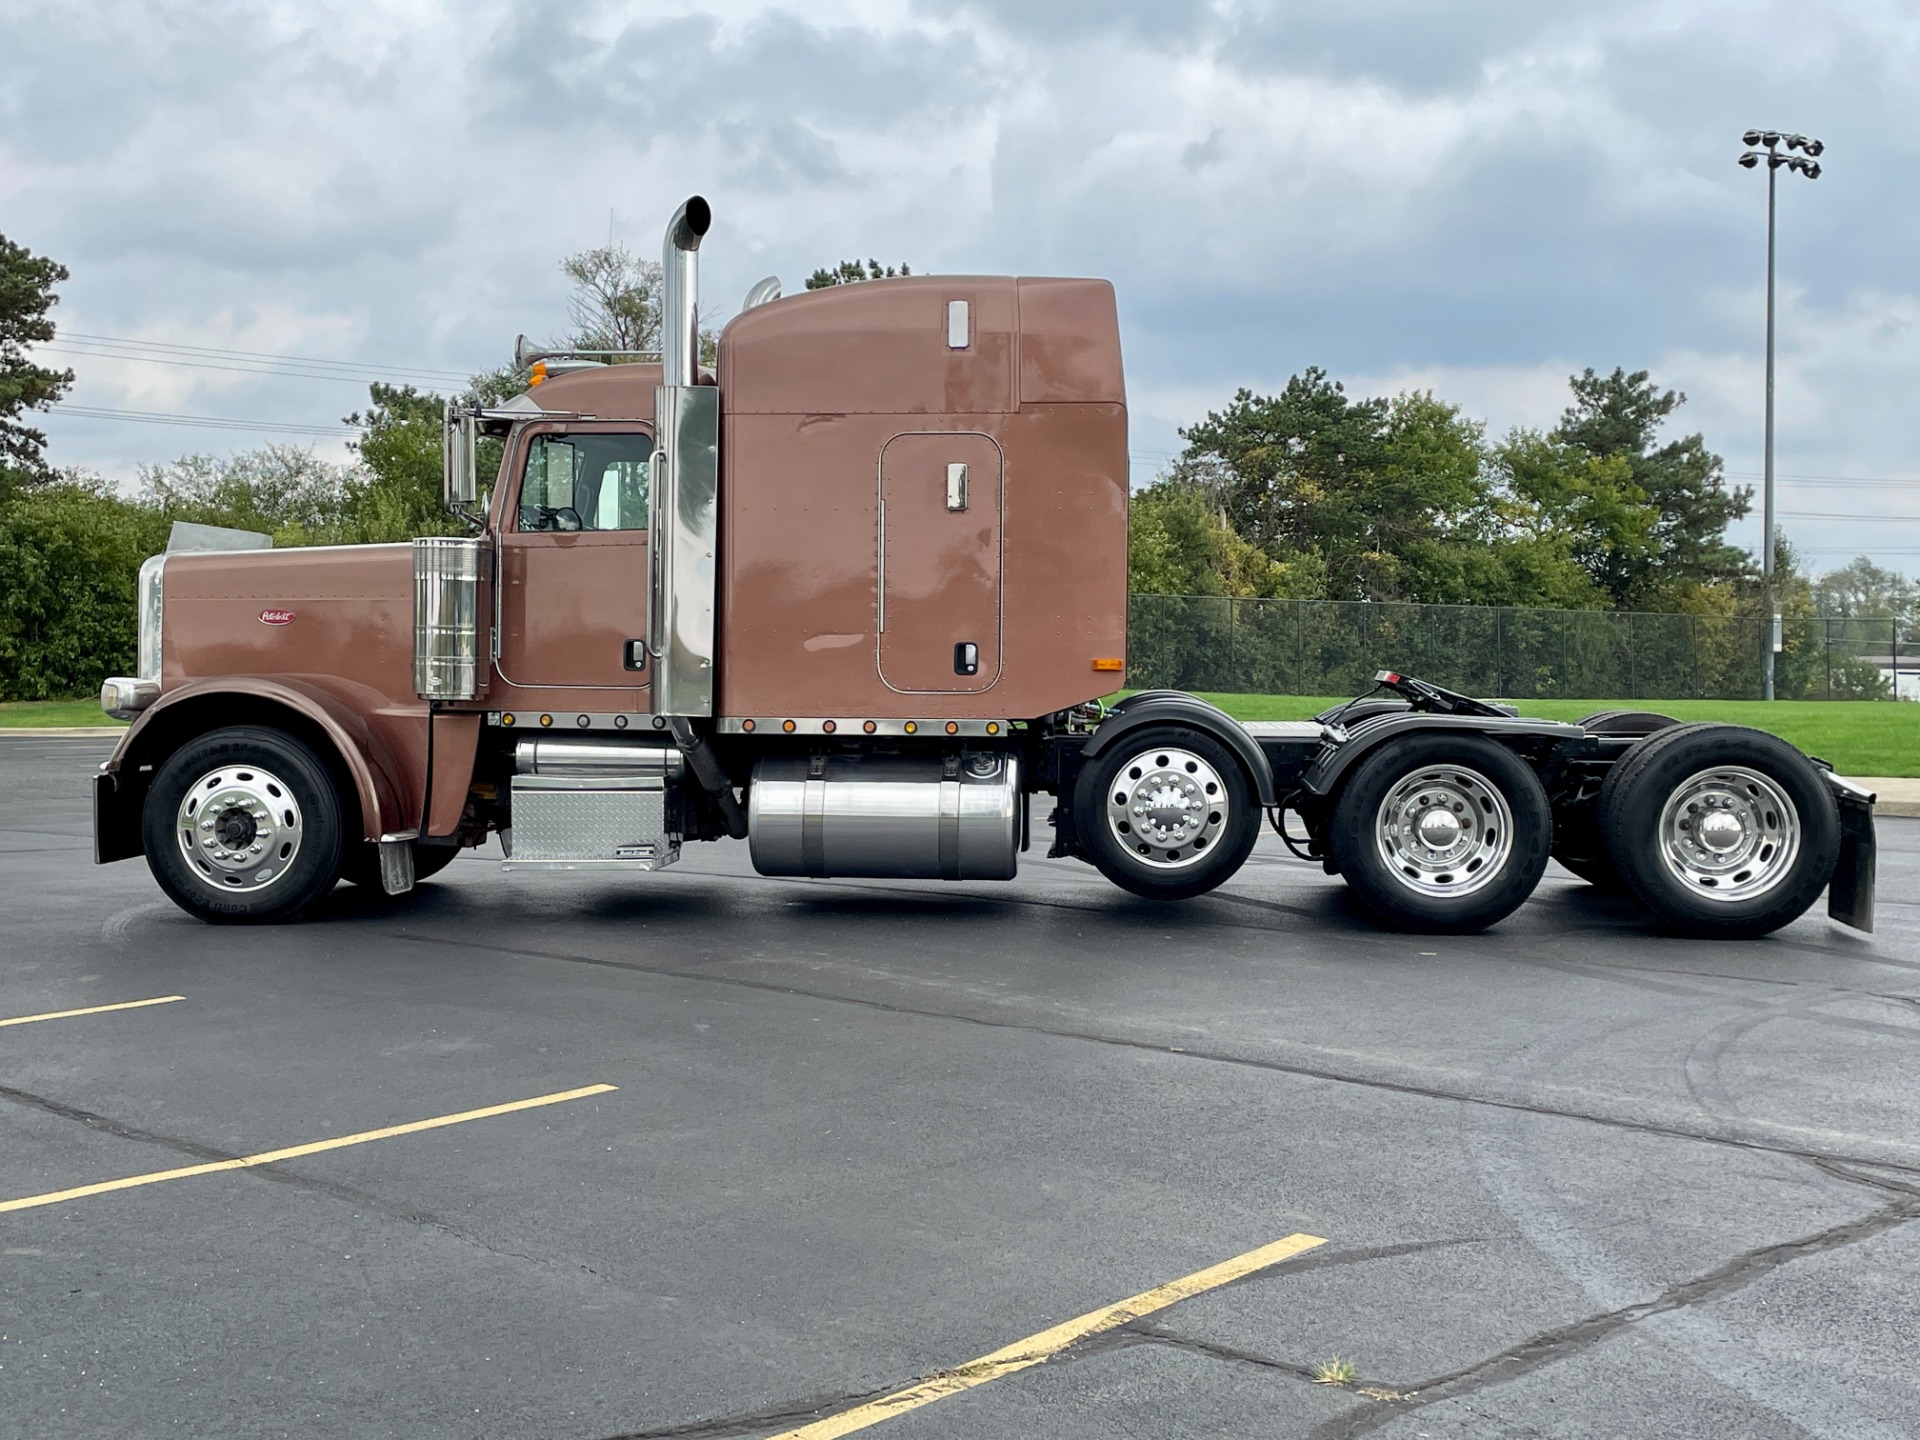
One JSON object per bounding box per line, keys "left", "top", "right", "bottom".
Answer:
{"left": 518, "top": 432, "right": 652, "bottom": 532}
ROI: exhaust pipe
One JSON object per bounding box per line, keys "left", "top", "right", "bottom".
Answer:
{"left": 661, "top": 195, "right": 711, "bottom": 386}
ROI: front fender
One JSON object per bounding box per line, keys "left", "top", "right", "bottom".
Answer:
{"left": 104, "top": 676, "right": 411, "bottom": 846}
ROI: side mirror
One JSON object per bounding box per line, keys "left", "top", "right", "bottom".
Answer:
{"left": 443, "top": 404, "right": 479, "bottom": 510}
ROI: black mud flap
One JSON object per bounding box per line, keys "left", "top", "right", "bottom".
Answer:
{"left": 1827, "top": 779, "right": 1876, "bottom": 932}
{"left": 94, "top": 770, "right": 143, "bottom": 865}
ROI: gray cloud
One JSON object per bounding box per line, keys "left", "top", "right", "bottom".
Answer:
{"left": 2, "top": 0, "right": 1914, "bottom": 572}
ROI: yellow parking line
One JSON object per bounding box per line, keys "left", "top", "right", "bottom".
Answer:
{"left": 0, "top": 1083, "right": 617, "bottom": 1214}
{"left": 767, "top": 1231, "right": 1328, "bottom": 1439}
{"left": 0, "top": 995, "right": 185, "bottom": 1029}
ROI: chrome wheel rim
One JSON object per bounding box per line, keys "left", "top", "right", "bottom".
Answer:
{"left": 1105, "top": 746, "right": 1229, "bottom": 870}
{"left": 1374, "top": 764, "right": 1514, "bottom": 898}
{"left": 175, "top": 765, "right": 303, "bottom": 893}
{"left": 1656, "top": 765, "right": 1800, "bottom": 904}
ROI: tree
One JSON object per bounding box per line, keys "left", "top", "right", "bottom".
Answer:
{"left": 805, "top": 259, "right": 912, "bottom": 289}
{"left": 138, "top": 447, "right": 360, "bottom": 547}
{"left": 1128, "top": 478, "right": 1322, "bottom": 599}
{"left": 0, "top": 234, "right": 74, "bottom": 500}
{"left": 1550, "top": 368, "right": 1752, "bottom": 608}
{"left": 558, "top": 243, "right": 718, "bottom": 366}
{"left": 560, "top": 244, "right": 663, "bottom": 353}
{"left": 1813, "top": 556, "right": 1919, "bottom": 626}
{"left": 0, "top": 475, "right": 169, "bottom": 699}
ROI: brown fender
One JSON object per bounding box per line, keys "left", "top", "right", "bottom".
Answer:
{"left": 103, "top": 676, "right": 412, "bottom": 847}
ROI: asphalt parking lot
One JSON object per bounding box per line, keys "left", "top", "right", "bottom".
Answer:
{"left": 3, "top": 733, "right": 1918, "bottom": 1439}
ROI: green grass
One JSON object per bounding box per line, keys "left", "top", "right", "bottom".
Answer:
{"left": 0, "top": 699, "right": 125, "bottom": 729}
{"left": 1177, "top": 692, "right": 1920, "bottom": 778}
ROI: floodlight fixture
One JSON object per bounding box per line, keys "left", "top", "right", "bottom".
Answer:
{"left": 1735, "top": 128, "right": 1828, "bottom": 698}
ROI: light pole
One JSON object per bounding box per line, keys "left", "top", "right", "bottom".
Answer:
{"left": 1738, "top": 129, "right": 1822, "bottom": 700}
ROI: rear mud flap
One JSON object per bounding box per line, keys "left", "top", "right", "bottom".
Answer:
{"left": 1827, "top": 780, "right": 1876, "bottom": 932}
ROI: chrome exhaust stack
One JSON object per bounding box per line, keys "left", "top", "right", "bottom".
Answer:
{"left": 649, "top": 195, "right": 720, "bottom": 717}
{"left": 660, "top": 196, "right": 711, "bottom": 387}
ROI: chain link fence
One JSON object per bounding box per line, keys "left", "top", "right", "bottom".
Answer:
{"left": 1126, "top": 595, "right": 1915, "bottom": 701}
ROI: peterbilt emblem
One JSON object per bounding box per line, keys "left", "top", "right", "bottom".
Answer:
{"left": 258, "top": 609, "right": 296, "bottom": 626}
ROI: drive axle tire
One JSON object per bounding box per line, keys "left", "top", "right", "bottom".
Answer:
{"left": 1076, "top": 725, "right": 1260, "bottom": 901}
{"left": 1597, "top": 723, "right": 1838, "bottom": 939}
{"left": 141, "top": 727, "right": 347, "bottom": 924}
{"left": 1330, "top": 734, "right": 1551, "bottom": 933}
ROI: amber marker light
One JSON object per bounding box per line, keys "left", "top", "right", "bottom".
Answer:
{"left": 823, "top": 720, "right": 837, "bottom": 733}
{"left": 863, "top": 721, "right": 877, "bottom": 734}
{"left": 742, "top": 719, "right": 756, "bottom": 732}
{"left": 539, "top": 714, "right": 553, "bottom": 727}
{"left": 904, "top": 721, "right": 918, "bottom": 734}
{"left": 945, "top": 721, "right": 959, "bottom": 734}
{"left": 529, "top": 361, "right": 548, "bottom": 386}
{"left": 1092, "top": 658, "right": 1125, "bottom": 672}
{"left": 782, "top": 719, "right": 796, "bottom": 733}
{"left": 986, "top": 722, "right": 1000, "bottom": 735}
{"left": 501, "top": 713, "right": 516, "bottom": 726}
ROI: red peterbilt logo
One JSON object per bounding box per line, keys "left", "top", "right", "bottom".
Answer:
{"left": 258, "top": 609, "right": 296, "bottom": 626}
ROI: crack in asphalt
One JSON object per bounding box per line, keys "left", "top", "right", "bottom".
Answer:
{"left": 0, "top": 1082, "right": 633, "bottom": 1295}
{"left": 1302, "top": 1195, "right": 1920, "bottom": 1438}
{"left": 389, "top": 930, "right": 1920, "bottom": 1180}
{"left": 588, "top": 1240, "right": 1469, "bottom": 1440}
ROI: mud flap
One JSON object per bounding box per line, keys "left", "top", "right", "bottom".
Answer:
{"left": 1827, "top": 778, "right": 1876, "bottom": 932}
{"left": 94, "top": 770, "right": 142, "bottom": 865}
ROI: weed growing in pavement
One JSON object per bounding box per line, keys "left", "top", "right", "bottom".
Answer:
{"left": 1313, "top": 1357, "right": 1357, "bottom": 1385}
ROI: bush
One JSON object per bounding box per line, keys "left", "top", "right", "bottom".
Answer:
{"left": 0, "top": 478, "right": 168, "bottom": 700}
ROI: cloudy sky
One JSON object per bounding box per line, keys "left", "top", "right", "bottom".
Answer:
{"left": 6, "top": 0, "right": 1917, "bottom": 576}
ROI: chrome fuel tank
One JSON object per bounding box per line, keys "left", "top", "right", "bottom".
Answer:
{"left": 747, "top": 752, "right": 1020, "bottom": 880}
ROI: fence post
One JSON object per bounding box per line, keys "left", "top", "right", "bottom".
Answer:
{"left": 1894, "top": 619, "right": 1902, "bottom": 701}
{"left": 1494, "top": 609, "right": 1503, "bottom": 697}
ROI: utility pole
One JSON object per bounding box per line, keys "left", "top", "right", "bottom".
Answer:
{"left": 1739, "top": 130, "right": 1823, "bottom": 699}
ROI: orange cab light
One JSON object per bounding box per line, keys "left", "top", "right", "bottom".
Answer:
{"left": 529, "top": 361, "right": 547, "bottom": 387}
{"left": 1092, "top": 658, "right": 1125, "bottom": 672}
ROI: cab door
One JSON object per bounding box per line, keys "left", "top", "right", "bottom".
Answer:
{"left": 878, "top": 432, "right": 1003, "bottom": 694}
{"left": 496, "top": 424, "right": 653, "bottom": 702}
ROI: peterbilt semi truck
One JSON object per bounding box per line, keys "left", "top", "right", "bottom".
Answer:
{"left": 94, "top": 196, "right": 1877, "bottom": 939}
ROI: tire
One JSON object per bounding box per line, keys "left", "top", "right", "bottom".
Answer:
{"left": 1076, "top": 725, "right": 1260, "bottom": 900}
{"left": 341, "top": 841, "right": 459, "bottom": 889}
{"left": 1597, "top": 723, "right": 1838, "bottom": 939}
{"left": 142, "top": 726, "right": 347, "bottom": 924}
{"left": 1329, "top": 734, "right": 1552, "bottom": 933}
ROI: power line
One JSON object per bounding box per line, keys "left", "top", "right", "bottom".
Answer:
{"left": 1778, "top": 510, "right": 1920, "bottom": 521}
{"left": 53, "top": 331, "right": 473, "bottom": 382}
{"left": 38, "top": 344, "right": 454, "bottom": 390}
{"left": 57, "top": 405, "right": 362, "bottom": 438}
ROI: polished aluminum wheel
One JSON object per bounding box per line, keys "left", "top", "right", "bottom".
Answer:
{"left": 1105, "top": 746, "right": 1229, "bottom": 870}
{"left": 1656, "top": 765, "right": 1800, "bottom": 903}
{"left": 1373, "top": 764, "right": 1514, "bottom": 898}
{"left": 175, "top": 765, "right": 304, "bottom": 893}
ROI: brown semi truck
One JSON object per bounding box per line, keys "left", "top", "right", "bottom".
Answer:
{"left": 94, "top": 196, "right": 1876, "bottom": 938}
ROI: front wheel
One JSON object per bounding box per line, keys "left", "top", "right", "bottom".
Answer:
{"left": 1075, "top": 726, "right": 1260, "bottom": 900}
{"left": 1330, "top": 734, "right": 1552, "bottom": 933}
{"left": 1597, "top": 724, "right": 1838, "bottom": 939}
{"left": 142, "top": 726, "right": 347, "bottom": 924}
